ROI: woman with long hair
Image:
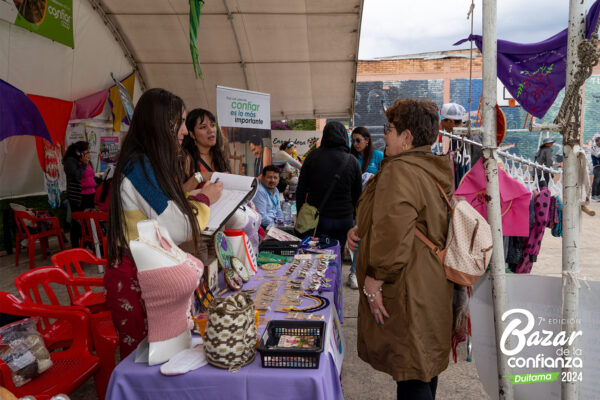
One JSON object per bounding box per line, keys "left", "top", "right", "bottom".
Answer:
{"left": 105, "top": 89, "right": 222, "bottom": 358}
{"left": 182, "top": 108, "right": 230, "bottom": 181}
{"left": 350, "top": 126, "right": 384, "bottom": 175}
{"left": 180, "top": 108, "right": 231, "bottom": 262}
{"left": 63, "top": 140, "right": 95, "bottom": 247}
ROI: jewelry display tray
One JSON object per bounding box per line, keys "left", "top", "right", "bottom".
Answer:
{"left": 256, "top": 320, "right": 325, "bottom": 369}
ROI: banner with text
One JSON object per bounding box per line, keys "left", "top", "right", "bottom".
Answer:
{"left": 216, "top": 86, "right": 271, "bottom": 130}
{"left": 217, "top": 86, "right": 272, "bottom": 177}
{"left": 271, "top": 130, "right": 322, "bottom": 158}
{"left": 1, "top": 0, "right": 74, "bottom": 48}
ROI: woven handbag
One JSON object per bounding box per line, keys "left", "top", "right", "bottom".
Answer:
{"left": 203, "top": 293, "right": 257, "bottom": 371}
{"left": 415, "top": 180, "right": 493, "bottom": 286}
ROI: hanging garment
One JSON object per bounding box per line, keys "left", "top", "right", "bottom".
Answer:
{"left": 455, "top": 159, "right": 531, "bottom": 237}
{"left": 552, "top": 196, "right": 563, "bottom": 238}
{"left": 454, "top": 0, "right": 600, "bottom": 118}
{"left": 546, "top": 196, "right": 557, "bottom": 230}
{"left": 515, "top": 188, "right": 552, "bottom": 274}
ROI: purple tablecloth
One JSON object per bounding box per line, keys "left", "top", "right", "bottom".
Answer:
{"left": 106, "top": 256, "right": 344, "bottom": 400}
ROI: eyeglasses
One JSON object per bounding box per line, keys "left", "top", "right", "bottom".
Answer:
{"left": 453, "top": 120, "right": 463, "bottom": 125}
{"left": 384, "top": 122, "right": 396, "bottom": 135}
{"left": 352, "top": 138, "right": 363, "bottom": 144}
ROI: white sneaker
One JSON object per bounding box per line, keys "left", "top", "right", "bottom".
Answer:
{"left": 347, "top": 273, "right": 358, "bottom": 289}
{"left": 592, "top": 195, "right": 600, "bottom": 202}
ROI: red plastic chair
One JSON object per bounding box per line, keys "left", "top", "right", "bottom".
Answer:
{"left": 51, "top": 248, "right": 108, "bottom": 313}
{"left": 14, "top": 210, "right": 66, "bottom": 269}
{"left": 14, "top": 267, "right": 117, "bottom": 400}
{"left": 71, "top": 211, "right": 108, "bottom": 258}
{"left": 0, "top": 292, "right": 101, "bottom": 400}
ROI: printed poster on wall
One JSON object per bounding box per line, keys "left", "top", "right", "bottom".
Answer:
{"left": 1, "top": 0, "right": 74, "bottom": 48}
{"left": 84, "top": 125, "right": 109, "bottom": 173}
{"left": 271, "top": 130, "right": 322, "bottom": 158}
{"left": 216, "top": 86, "right": 272, "bottom": 177}
{"left": 100, "top": 136, "right": 119, "bottom": 170}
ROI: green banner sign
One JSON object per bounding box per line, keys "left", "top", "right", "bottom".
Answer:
{"left": 10, "top": 0, "right": 74, "bottom": 48}
{"left": 504, "top": 372, "right": 560, "bottom": 385}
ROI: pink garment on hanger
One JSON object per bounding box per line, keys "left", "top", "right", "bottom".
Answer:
{"left": 455, "top": 159, "right": 531, "bottom": 237}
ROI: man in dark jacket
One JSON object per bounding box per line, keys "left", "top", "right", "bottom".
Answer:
{"left": 296, "top": 121, "right": 362, "bottom": 249}
{"left": 534, "top": 137, "right": 555, "bottom": 186}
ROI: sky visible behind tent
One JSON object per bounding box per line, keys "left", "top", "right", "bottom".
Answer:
{"left": 359, "top": 0, "right": 588, "bottom": 59}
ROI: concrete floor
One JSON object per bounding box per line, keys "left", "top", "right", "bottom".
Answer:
{"left": 1, "top": 201, "right": 598, "bottom": 399}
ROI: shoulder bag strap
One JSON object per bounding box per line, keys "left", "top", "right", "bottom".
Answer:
{"left": 316, "top": 154, "right": 352, "bottom": 213}
{"left": 198, "top": 156, "right": 214, "bottom": 172}
{"left": 414, "top": 178, "right": 452, "bottom": 264}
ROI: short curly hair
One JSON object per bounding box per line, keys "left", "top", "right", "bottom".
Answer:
{"left": 385, "top": 98, "right": 439, "bottom": 147}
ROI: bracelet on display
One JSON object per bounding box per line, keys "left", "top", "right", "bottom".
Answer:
{"left": 362, "top": 286, "right": 382, "bottom": 303}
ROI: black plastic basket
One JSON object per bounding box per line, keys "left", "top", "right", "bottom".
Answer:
{"left": 258, "top": 240, "right": 300, "bottom": 256}
{"left": 257, "top": 320, "right": 326, "bottom": 369}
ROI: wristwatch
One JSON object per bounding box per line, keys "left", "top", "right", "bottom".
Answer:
{"left": 194, "top": 172, "right": 203, "bottom": 183}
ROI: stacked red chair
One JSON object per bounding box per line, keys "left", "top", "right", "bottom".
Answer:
{"left": 0, "top": 292, "right": 101, "bottom": 400}
{"left": 14, "top": 267, "right": 117, "bottom": 400}
{"left": 71, "top": 211, "right": 108, "bottom": 257}
{"left": 14, "top": 210, "right": 66, "bottom": 269}
{"left": 51, "top": 248, "right": 108, "bottom": 313}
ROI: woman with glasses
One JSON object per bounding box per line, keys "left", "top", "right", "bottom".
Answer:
{"left": 63, "top": 141, "right": 95, "bottom": 247}
{"left": 350, "top": 127, "right": 384, "bottom": 175}
{"left": 347, "top": 98, "right": 454, "bottom": 400}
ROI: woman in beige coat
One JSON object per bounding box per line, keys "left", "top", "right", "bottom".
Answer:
{"left": 347, "top": 98, "right": 454, "bottom": 400}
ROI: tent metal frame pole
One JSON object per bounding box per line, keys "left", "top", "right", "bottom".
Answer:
{"left": 481, "top": 1, "right": 513, "bottom": 398}
{"left": 561, "top": 0, "right": 586, "bottom": 398}
{"left": 222, "top": 0, "right": 250, "bottom": 90}
{"left": 88, "top": 0, "right": 147, "bottom": 91}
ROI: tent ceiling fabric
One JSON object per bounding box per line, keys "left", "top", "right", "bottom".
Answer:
{"left": 99, "top": 0, "right": 363, "bottom": 119}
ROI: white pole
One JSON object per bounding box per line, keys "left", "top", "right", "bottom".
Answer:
{"left": 562, "top": 0, "right": 585, "bottom": 398}
{"left": 481, "top": 1, "right": 513, "bottom": 399}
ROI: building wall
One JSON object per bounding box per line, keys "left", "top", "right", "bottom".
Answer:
{"left": 347, "top": 50, "right": 600, "bottom": 161}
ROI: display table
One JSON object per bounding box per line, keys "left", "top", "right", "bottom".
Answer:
{"left": 106, "top": 250, "right": 345, "bottom": 400}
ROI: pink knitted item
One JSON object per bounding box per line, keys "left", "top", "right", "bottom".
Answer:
{"left": 137, "top": 256, "right": 202, "bottom": 342}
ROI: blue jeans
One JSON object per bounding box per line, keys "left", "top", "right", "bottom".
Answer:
{"left": 350, "top": 250, "right": 358, "bottom": 274}
{"left": 315, "top": 216, "right": 353, "bottom": 252}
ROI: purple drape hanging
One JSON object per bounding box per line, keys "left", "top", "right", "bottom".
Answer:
{"left": 0, "top": 79, "right": 52, "bottom": 143}
{"left": 454, "top": 0, "right": 600, "bottom": 118}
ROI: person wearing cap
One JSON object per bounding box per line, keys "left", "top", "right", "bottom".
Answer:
{"left": 591, "top": 136, "right": 600, "bottom": 201}
{"left": 535, "top": 137, "right": 555, "bottom": 186}
{"left": 437, "top": 103, "right": 484, "bottom": 163}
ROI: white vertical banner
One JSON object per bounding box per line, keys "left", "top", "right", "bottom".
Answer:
{"left": 326, "top": 303, "right": 345, "bottom": 376}
{"left": 216, "top": 86, "right": 271, "bottom": 130}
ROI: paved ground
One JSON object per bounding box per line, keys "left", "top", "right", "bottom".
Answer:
{"left": 1, "top": 202, "right": 598, "bottom": 399}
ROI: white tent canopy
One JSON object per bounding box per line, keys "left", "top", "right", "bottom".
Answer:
{"left": 100, "top": 0, "right": 362, "bottom": 119}
{"left": 0, "top": 0, "right": 362, "bottom": 198}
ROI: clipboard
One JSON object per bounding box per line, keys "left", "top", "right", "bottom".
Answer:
{"left": 201, "top": 173, "right": 258, "bottom": 236}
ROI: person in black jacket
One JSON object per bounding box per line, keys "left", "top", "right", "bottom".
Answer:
{"left": 296, "top": 121, "right": 362, "bottom": 249}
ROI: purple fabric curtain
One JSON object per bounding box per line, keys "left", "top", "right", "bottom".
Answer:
{"left": 0, "top": 79, "right": 52, "bottom": 143}
{"left": 454, "top": 0, "right": 600, "bottom": 118}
